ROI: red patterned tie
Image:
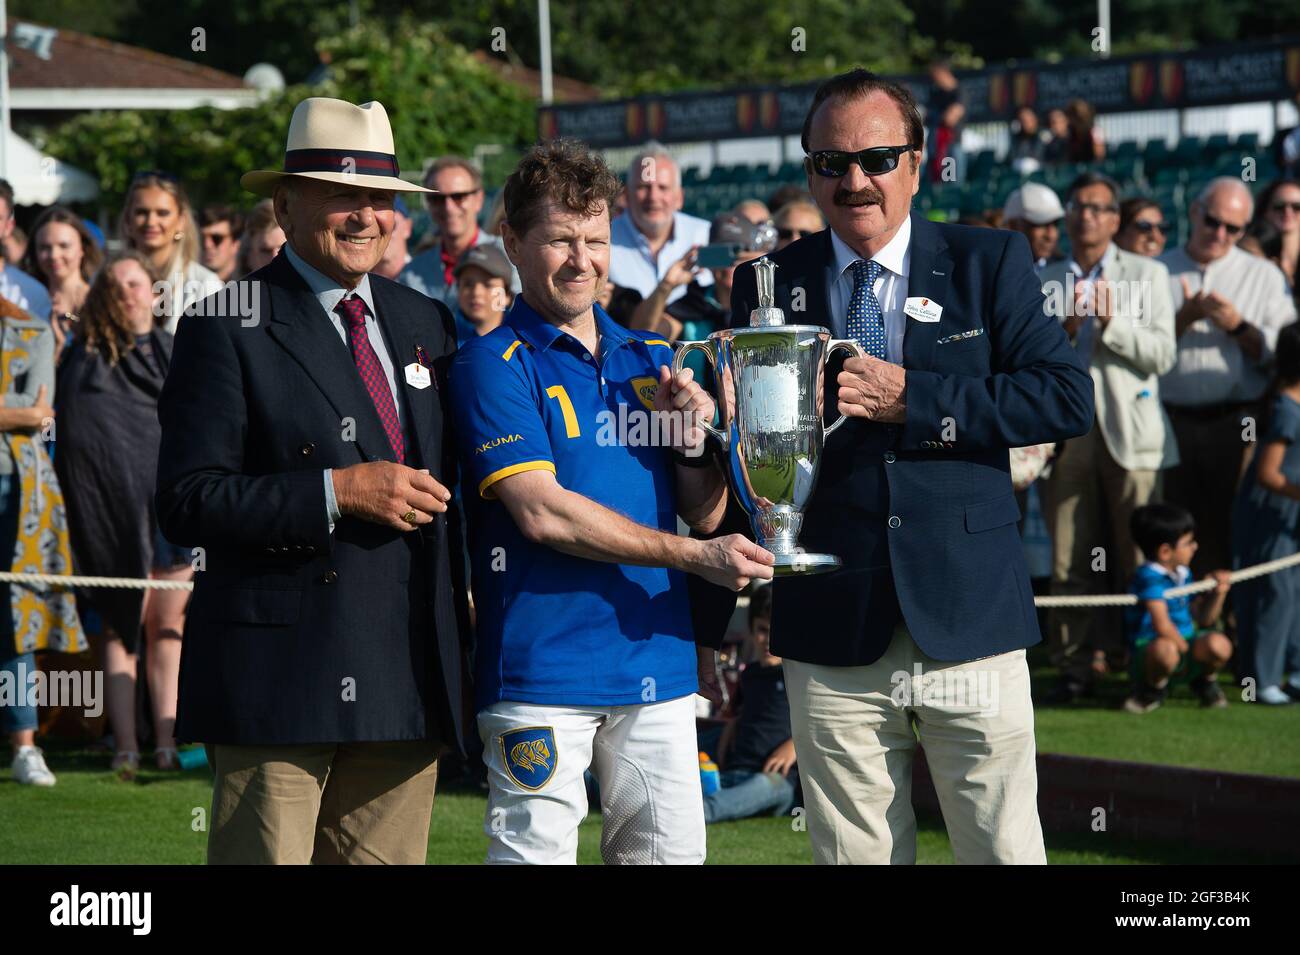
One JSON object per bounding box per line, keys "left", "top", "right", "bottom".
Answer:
{"left": 335, "top": 295, "right": 405, "bottom": 464}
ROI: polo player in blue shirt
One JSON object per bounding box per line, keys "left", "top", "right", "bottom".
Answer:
{"left": 450, "top": 140, "right": 774, "bottom": 865}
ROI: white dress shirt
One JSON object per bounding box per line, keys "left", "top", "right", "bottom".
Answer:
{"left": 609, "top": 211, "right": 713, "bottom": 305}
{"left": 283, "top": 242, "right": 403, "bottom": 423}
{"left": 829, "top": 215, "right": 912, "bottom": 364}
{"left": 1159, "top": 244, "right": 1297, "bottom": 406}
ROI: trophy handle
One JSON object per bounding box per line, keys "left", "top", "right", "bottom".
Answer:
{"left": 823, "top": 339, "right": 868, "bottom": 438}
{"left": 671, "top": 341, "right": 728, "bottom": 449}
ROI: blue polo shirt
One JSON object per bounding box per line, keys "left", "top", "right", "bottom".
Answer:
{"left": 449, "top": 296, "right": 697, "bottom": 710}
{"left": 1126, "top": 562, "right": 1195, "bottom": 646}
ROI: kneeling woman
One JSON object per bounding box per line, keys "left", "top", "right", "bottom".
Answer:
{"left": 56, "top": 251, "right": 193, "bottom": 777}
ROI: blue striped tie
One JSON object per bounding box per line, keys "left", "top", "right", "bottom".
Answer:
{"left": 847, "top": 259, "right": 886, "bottom": 360}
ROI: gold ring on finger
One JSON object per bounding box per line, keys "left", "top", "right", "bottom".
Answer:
{"left": 402, "top": 509, "right": 418, "bottom": 524}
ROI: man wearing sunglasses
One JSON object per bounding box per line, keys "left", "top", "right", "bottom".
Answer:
{"left": 399, "top": 155, "right": 519, "bottom": 309}
{"left": 198, "top": 206, "right": 244, "bottom": 283}
{"left": 1159, "top": 178, "right": 1297, "bottom": 577}
{"left": 1037, "top": 173, "right": 1177, "bottom": 705}
{"left": 692, "top": 68, "right": 1093, "bottom": 865}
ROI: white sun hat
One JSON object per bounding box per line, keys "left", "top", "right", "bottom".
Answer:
{"left": 240, "top": 97, "right": 433, "bottom": 197}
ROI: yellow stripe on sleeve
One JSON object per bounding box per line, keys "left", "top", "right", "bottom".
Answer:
{"left": 478, "top": 460, "right": 556, "bottom": 499}
{"left": 501, "top": 339, "right": 525, "bottom": 361}
{"left": 643, "top": 339, "right": 672, "bottom": 347}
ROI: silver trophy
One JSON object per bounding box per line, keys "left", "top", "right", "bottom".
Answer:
{"left": 673, "top": 257, "right": 866, "bottom": 575}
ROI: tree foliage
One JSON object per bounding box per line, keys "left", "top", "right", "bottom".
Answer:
{"left": 429, "top": 0, "right": 929, "bottom": 95}
{"left": 17, "top": 0, "right": 1298, "bottom": 95}
{"left": 34, "top": 19, "right": 535, "bottom": 212}
{"left": 908, "top": 0, "right": 1300, "bottom": 63}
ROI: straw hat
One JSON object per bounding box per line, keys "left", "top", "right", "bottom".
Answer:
{"left": 240, "top": 97, "right": 433, "bottom": 197}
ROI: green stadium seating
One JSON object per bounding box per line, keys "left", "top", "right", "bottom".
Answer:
{"left": 1172, "top": 138, "right": 1205, "bottom": 166}
{"left": 1143, "top": 139, "right": 1171, "bottom": 167}
{"left": 1113, "top": 140, "right": 1140, "bottom": 162}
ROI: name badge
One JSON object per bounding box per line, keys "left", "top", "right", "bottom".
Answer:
{"left": 904, "top": 297, "right": 943, "bottom": 323}
{"left": 404, "top": 362, "right": 432, "bottom": 389}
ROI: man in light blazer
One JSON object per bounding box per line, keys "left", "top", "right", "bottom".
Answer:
{"left": 157, "top": 97, "right": 470, "bottom": 864}
{"left": 1038, "top": 172, "right": 1177, "bottom": 705}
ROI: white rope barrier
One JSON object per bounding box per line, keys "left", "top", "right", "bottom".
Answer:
{"left": 1031, "top": 551, "right": 1300, "bottom": 608}
{"left": 0, "top": 572, "right": 194, "bottom": 591}
{"left": 1, "top": 550, "right": 1298, "bottom": 606}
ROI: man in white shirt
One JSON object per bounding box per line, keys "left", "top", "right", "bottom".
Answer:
{"left": 1159, "top": 177, "right": 1297, "bottom": 575}
{"left": 609, "top": 143, "right": 712, "bottom": 306}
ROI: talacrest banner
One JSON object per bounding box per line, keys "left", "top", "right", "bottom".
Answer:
{"left": 540, "top": 37, "right": 1300, "bottom": 147}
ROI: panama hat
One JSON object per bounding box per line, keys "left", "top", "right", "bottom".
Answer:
{"left": 240, "top": 97, "right": 433, "bottom": 197}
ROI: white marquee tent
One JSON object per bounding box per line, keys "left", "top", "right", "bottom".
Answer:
{"left": 1, "top": 128, "right": 99, "bottom": 206}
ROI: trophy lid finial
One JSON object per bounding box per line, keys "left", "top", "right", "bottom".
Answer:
{"left": 754, "top": 257, "right": 777, "bottom": 309}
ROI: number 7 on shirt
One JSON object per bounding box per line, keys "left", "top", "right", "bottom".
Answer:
{"left": 545, "top": 384, "right": 581, "bottom": 438}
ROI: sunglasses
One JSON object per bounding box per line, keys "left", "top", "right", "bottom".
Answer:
{"left": 1131, "top": 219, "right": 1172, "bottom": 235}
{"left": 777, "top": 227, "right": 814, "bottom": 241}
{"left": 429, "top": 189, "right": 481, "bottom": 206}
{"left": 1201, "top": 210, "right": 1244, "bottom": 236}
{"left": 1271, "top": 201, "right": 1300, "bottom": 214}
{"left": 201, "top": 231, "right": 233, "bottom": 246}
{"left": 1068, "top": 200, "right": 1119, "bottom": 217}
{"left": 807, "top": 145, "right": 917, "bottom": 178}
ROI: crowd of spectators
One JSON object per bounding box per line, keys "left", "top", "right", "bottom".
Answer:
{"left": 3, "top": 91, "right": 1299, "bottom": 796}
{"left": 995, "top": 163, "right": 1299, "bottom": 712}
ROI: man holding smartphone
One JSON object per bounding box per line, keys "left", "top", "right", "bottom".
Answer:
{"left": 630, "top": 212, "right": 777, "bottom": 342}
{"left": 609, "top": 144, "right": 712, "bottom": 306}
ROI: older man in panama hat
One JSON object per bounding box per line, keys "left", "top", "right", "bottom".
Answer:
{"left": 156, "top": 97, "right": 471, "bottom": 864}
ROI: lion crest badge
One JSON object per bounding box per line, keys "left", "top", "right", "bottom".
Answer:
{"left": 629, "top": 376, "right": 659, "bottom": 411}
{"left": 499, "top": 726, "right": 558, "bottom": 790}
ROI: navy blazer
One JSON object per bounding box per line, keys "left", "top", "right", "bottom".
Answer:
{"left": 693, "top": 212, "right": 1093, "bottom": 666}
{"left": 157, "top": 252, "right": 471, "bottom": 747}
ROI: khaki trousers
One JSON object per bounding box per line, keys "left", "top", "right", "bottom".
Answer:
{"left": 1045, "top": 423, "right": 1159, "bottom": 682}
{"left": 783, "top": 626, "right": 1045, "bottom": 865}
{"left": 206, "top": 740, "right": 443, "bottom": 865}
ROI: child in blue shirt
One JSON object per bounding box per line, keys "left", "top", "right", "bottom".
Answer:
{"left": 1124, "top": 503, "right": 1233, "bottom": 713}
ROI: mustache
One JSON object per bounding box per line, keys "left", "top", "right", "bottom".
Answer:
{"left": 834, "top": 185, "right": 885, "bottom": 207}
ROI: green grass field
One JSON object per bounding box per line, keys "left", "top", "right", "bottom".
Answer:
{"left": 3, "top": 645, "right": 1294, "bottom": 865}
{"left": 0, "top": 740, "right": 1289, "bottom": 865}
{"left": 1027, "top": 649, "right": 1300, "bottom": 779}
